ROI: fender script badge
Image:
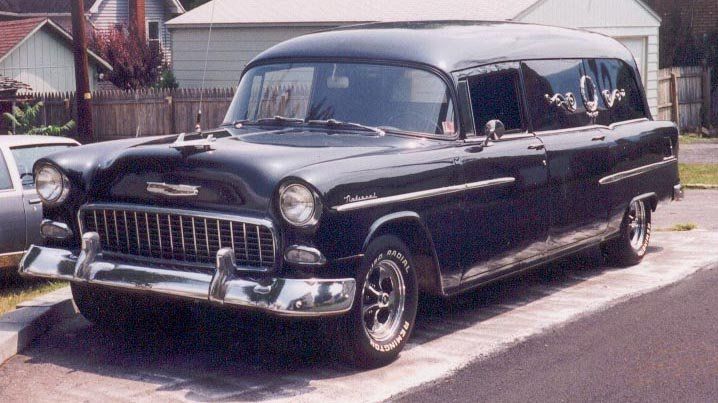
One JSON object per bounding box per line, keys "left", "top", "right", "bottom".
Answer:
{"left": 344, "top": 193, "right": 377, "bottom": 204}
{"left": 146, "top": 182, "right": 200, "bottom": 197}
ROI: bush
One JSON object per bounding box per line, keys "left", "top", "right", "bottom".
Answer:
{"left": 92, "top": 26, "right": 164, "bottom": 90}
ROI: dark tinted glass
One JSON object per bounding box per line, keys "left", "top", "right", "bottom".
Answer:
{"left": 584, "top": 58, "right": 646, "bottom": 124}
{"left": 0, "top": 151, "right": 12, "bottom": 190}
{"left": 467, "top": 65, "right": 524, "bottom": 133}
{"left": 522, "top": 60, "right": 590, "bottom": 131}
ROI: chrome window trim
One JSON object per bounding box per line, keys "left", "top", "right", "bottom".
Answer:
{"left": 77, "top": 203, "right": 279, "bottom": 270}
{"left": 333, "top": 177, "right": 516, "bottom": 212}
{"left": 534, "top": 117, "right": 649, "bottom": 136}
{"left": 599, "top": 157, "right": 677, "bottom": 185}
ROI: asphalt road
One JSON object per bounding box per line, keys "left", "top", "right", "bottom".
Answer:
{"left": 399, "top": 262, "right": 718, "bottom": 403}
{"left": 652, "top": 189, "right": 718, "bottom": 231}
{"left": 680, "top": 142, "right": 718, "bottom": 164}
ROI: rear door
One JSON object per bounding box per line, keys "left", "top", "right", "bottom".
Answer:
{"left": 0, "top": 146, "right": 26, "bottom": 255}
{"left": 522, "top": 60, "right": 613, "bottom": 248}
{"left": 457, "top": 62, "right": 550, "bottom": 281}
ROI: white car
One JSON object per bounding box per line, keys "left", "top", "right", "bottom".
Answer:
{"left": 0, "top": 135, "right": 79, "bottom": 269}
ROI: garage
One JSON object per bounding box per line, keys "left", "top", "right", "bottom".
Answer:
{"left": 167, "top": 0, "right": 661, "bottom": 116}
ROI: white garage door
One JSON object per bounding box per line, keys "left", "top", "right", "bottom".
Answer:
{"left": 617, "top": 37, "right": 648, "bottom": 86}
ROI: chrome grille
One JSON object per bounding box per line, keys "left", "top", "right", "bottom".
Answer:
{"left": 79, "top": 205, "right": 276, "bottom": 270}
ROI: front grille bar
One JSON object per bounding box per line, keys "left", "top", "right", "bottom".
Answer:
{"left": 79, "top": 204, "right": 277, "bottom": 271}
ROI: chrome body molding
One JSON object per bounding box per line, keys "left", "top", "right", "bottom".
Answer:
{"left": 333, "top": 177, "right": 516, "bottom": 212}
{"left": 599, "top": 157, "right": 677, "bottom": 185}
{"left": 40, "top": 219, "right": 74, "bottom": 240}
{"left": 18, "top": 232, "right": 356, "bottom": 317}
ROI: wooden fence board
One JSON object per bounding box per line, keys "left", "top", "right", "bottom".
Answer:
{"left": 657, "top": 66, "right": 712, "bottom": 131}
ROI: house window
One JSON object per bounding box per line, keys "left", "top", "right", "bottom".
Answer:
{"left": 148, "top": 21, "right": 160, "bottom": 52}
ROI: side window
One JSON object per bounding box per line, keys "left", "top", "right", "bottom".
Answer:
{"left": 466, "top": 64, "right": 524, "bottom": 134}
{"left": 522, "top": 60, "right": 590, "bottom": 131}
{"left": 0, "top": 151, "right": 13, "bottom": 191}
{"left": 584, "top": 58, "right": 646, "bottom": 124}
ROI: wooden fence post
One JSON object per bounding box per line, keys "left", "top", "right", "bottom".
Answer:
{"left": 703, "top": 66, "right": 712, "bottom": 129}
{"left": 670, "top": 72, "right": 680, "bottom": 130}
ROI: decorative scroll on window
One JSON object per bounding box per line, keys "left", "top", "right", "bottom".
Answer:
{"left": 602, "top": 88, "right": 626, "bottom": 108}
{"left": 580, "top": 75, "right": 599, "bottom": 118}
{"left": 544, "top": 92, "right": 577, "bottom": 112}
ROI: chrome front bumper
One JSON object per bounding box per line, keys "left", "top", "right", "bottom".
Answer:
{"left": 19, "top": 232, "right": 356, "bottom": 317}
{"left": 673, "top": 183, "right": 685, "bottom": 201}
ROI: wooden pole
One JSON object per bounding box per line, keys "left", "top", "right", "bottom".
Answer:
{"left": 702, "top": 66, "right": 712, "bottom": 130}
{"left": 70, "top": 0, "right": 93, "bottom": 143}
{"left": 670, "top": 72, "right": 681, "bottom": 132}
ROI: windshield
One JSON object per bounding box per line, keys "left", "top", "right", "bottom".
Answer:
{"left": 223, "top": 62, "right": 456, "bottom": 136}
{"left": 11, "top": 144, "right": 74, "bottom": 189}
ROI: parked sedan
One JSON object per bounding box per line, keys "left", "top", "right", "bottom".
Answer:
{"left": 0, "top": 135, "right": 79, "bottom": 269}
{"left": 20, "top": 21, "right": 682, "bottom": 367}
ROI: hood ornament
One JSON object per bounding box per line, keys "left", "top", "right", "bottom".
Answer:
{"left": 170, "top": 132, "right": 216, "bottom": 151}
{"left": 147, "top": 182, "right": 200, "bottom": 197}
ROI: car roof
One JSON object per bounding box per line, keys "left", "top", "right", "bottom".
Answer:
{"left": 0, "top": 135, "right": 79, "bottom": 148}
{"left": 250, "top": 20, "right": 636, "bottom": 75}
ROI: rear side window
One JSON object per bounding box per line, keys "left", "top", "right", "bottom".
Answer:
{"left": 583, "top": 58, "right": 646, "bottom": 124}
{"left": 0, "top": 151, "right": 12, "bottom": 190}
{"left": 522, "top": 60, "right": 590, "bottom": 131}
{"left": 466, "top": 63, "right": 524, "bottom": 133}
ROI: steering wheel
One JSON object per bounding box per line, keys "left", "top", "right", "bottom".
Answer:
{"left": 385, "top": 111, "right": 444, "bottom": 134}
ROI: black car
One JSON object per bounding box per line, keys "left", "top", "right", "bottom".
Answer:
{"left": 20, "top": 21, "right": 682, "bottom": 367}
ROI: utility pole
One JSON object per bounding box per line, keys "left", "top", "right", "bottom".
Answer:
{"left": 70, "top": 0, "right": 93, "bottom": 143}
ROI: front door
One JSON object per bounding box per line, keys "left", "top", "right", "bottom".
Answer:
{"left": 0, "top": 147, "right": 26, "bottom": 257}
{"left": 522, "top": 59, "right": 612, "bottom": 247}
{"left": 456, "top": 62, "right": 550, "bottom": 281}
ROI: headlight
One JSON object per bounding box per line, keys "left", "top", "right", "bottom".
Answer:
{"left": 279, "top": 183, "right": 319, "bottom": 227}
{"left": 35, "top": 164, "right": 70, "bottom": 205}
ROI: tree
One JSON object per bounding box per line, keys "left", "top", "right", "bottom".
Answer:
{"left": 92, "top": 26, "right": 164, "bottom": 90}
{"left": 3, "top": 102, "right": 76, "bottom": 135}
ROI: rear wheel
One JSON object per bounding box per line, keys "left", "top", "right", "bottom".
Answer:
{"left": 603, "top": 199, "right": 652, "bottom": 266}
{"left": 343, "top": 235, "right": 418, "bottom": 368}
{"left": 71, "top": 283, "right": 190, "bottom": 333}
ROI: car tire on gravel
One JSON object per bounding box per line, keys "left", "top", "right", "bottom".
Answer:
{"left": 342, "top": 235, "right": 418, "bottom": 368}
{"left": 603, "top": 199, "right": 652, "bottom": 266}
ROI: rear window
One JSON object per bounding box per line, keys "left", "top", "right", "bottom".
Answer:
{"left": 10, "top": 144, "right": 74, "bottom": 189}
{"left": 0, "top": 151, "right": 12, "bottom": 191}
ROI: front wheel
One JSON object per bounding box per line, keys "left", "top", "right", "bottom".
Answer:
{"left": 342, "top": 235, "right": 418, "bottom": 368}
{"left": 603, "top": 199, "right": 652, "bottom": 266}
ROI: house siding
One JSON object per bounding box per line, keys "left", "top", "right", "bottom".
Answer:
{"left": 0, "top": 27, "right": 98, "bottom": 93}
{"left": 169, "top": 26, "right": 334, "bottom": 88}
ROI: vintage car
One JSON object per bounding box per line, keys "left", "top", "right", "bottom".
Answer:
{"left": 0, "top": 135, "right": 79, "bottom": 269}
{"left": 19, "top": 21, "right": 682, "bottom": 367}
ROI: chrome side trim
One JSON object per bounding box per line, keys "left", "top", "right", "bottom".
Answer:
{"left": 332, "top": 177, "right": 516, "bottom": 212}
{"left": 535, "top": 118, "right": 649, "bottom": 136}
{"left": 599, "top": 157, "right": 677, "bottom": 185}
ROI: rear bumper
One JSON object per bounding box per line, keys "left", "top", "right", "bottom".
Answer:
{"left": 673, "top": 183, "right": 685, "bottom": 201}
{"left": 19, "top": 232, "right": 356, "bottom": 317}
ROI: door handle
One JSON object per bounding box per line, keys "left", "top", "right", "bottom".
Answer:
{"left": 29, "top": 198, "right": 42, "bottom": 205}
{"left": 527, "top": 144, "right": 545, "bottom": 150}
{"left": 591, "top": 135, "right": 606, "bottom": 141}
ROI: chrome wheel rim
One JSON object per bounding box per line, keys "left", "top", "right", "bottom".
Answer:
{"left": 361, "top": 259, "right": 406, "bottom": 342}
{"left": 628, "top": 200, "right": 647, "bottom": 251}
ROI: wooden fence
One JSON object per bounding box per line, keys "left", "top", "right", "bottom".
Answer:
{"left": 29, "top": 88, "right": 235, "bottom": 142}
{"left": 657, "top": 66, "right": 713, "bottom": 132}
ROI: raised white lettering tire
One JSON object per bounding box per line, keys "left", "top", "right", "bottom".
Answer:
{"left": 343, "top": 235, "right": 418, "bottom": 368}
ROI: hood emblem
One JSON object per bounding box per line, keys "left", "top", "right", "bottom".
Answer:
{"left": 146, "top": 182, "right": 200, "bottom": 197}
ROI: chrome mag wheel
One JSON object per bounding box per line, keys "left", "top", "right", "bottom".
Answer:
{"left": 628, "top": 200, "right": 648, "bottom": 251}
{"left": 361, "top": 259, "right": 406, "bottom": 342}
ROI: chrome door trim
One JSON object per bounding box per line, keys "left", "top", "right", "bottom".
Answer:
{"left": 599, "top": 157, "right": 677, "bottom": 185}
{"left": 534, "top": 118, "right": 649, "bottom": 136}
{"left": 333, "top": 177, "right": 516, "bottom": 212}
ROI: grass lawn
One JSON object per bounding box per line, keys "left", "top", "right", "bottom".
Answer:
{"left": 679, "top": 163, "right": 718, "bottom": 185}
{"left": 679, "top": 133, "right": 718, "bottom": 144}
{"left": 0, "top": 272, "right": 67, "bottom": 316}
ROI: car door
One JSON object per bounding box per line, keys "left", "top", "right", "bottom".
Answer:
{"left": 456, "top": 62, "right": 551, "bottom": 281}
{"left": 10, "top": 144, "right": 76, "bottom": 247}
{"left": 0, "top": 146, "right": 26, "bottom": 258}
{"left": 522, "top": 60, "right": 612, "bottom": 248}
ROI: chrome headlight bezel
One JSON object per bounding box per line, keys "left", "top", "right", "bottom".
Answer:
{"left": 34, "top": 163, "right": 70, "bottom": 206}
{"left": 278, "top": 182, "right": 322, "bottom": 228}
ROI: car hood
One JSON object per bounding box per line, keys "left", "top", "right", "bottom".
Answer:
{"left": 39, "top": 127, "right": 442, "bottom": 215}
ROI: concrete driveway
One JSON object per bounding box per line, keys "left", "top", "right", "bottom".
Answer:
{"left": 0, "top": 193, "right": 717, "bottom": 402}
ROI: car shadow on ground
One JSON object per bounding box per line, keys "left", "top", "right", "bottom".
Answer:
{"left": 16, "top": 246, "right": 626, "bottom": 400}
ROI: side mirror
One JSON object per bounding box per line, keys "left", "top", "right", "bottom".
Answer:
{"left": 483, "top": 119, "right": 505, "bottom": 145}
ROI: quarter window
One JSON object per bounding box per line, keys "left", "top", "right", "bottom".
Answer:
{"left": 0, "top": 151, "right": 12, "bottom": 190}
{"left": 583, "top": 58, "right": 646, "bottom": 124}
{"left": 522, "top": 60, "right": 590, "bottom": 131}
{"left": 466, "top": 64, "right": 524, "bottom": 134}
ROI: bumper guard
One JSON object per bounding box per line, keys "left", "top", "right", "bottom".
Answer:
{"left": 19, "top": 232, "right": 356, "bottom": 317}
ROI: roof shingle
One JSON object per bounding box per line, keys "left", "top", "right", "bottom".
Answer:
{"left": 0, "top": 0, "right": 93, "bottom": 14}
{"left": 0, "top": 17, "right": 45, "bottom": 60}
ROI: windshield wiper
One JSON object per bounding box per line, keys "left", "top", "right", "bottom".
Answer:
{"left": 307, "top": 119, "right": 385, "bottom": 136}
{"left": 254, "top": 115, "right": 305, "bottom": 125}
